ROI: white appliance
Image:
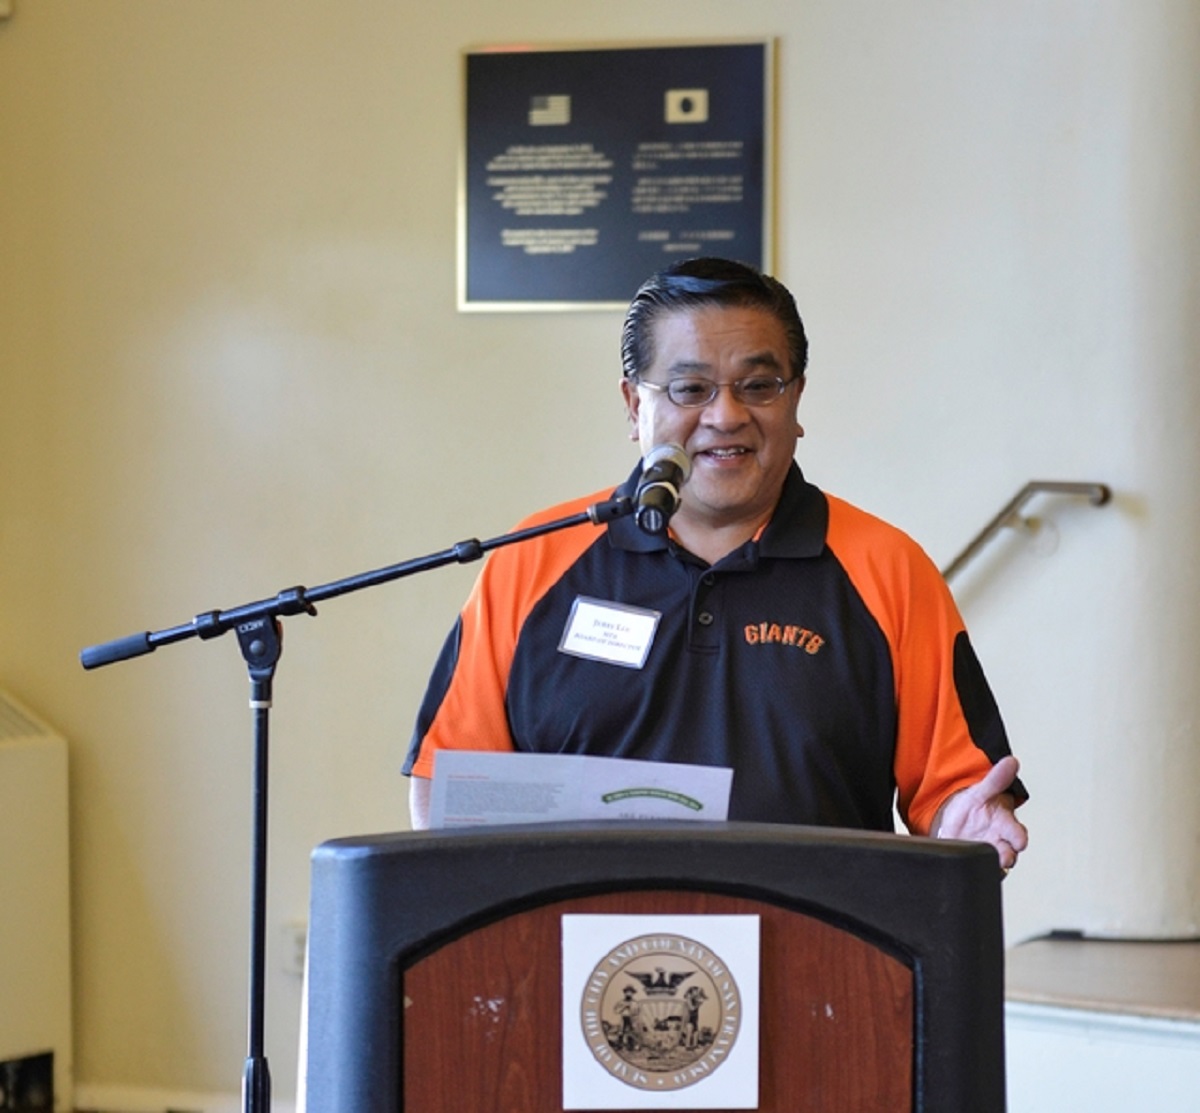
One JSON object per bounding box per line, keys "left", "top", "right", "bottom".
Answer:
{"left": 0, "top": 689, "right": 72, "bottom": 1111}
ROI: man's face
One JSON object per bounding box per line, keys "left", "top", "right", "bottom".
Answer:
{"left": 620, "top": 304, "right": 805, "bottom": 539}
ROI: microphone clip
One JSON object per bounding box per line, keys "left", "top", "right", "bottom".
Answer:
{"left": 634, "top": 444, "right": 691, "bottom": 535}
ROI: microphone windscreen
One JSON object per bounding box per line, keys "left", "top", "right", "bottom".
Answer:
{"left": 642, "top": 443, "right": 691, "bottom": 481}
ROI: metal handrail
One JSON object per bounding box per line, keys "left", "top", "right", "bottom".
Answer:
{"left": 941, "top": 481, "right": 1112, "bottom": 583}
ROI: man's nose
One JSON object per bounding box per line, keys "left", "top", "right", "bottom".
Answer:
{"left": 700, "top": 383, "right": 751, "bottom": 426}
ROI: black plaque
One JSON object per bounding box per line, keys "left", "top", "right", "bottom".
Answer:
{"left": 460, "top": 41, "right": 774, "bottom": 310}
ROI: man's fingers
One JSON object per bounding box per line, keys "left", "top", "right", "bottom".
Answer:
{"left": 1000, "top": 811, "right": 1030, "bottom": 853}
{"left": 936, "top": 757, "right": 1028, "bottom": 873}
{"left": 971, "top": 755, "right": 1020, "bottom": 801}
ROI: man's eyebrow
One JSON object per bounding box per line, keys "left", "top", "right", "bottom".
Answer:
{"left": 743, "top": 351, "right": 784, "bottom": 371}
{"left": 664, "top": 359, "right": 713, "bottom": 377}
{"left": 664, "top": 351, "right": 784, "bottom": 377}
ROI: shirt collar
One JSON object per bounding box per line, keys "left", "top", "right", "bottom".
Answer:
{"left": 608, "top": 460, "right": 829, "bottom": 558}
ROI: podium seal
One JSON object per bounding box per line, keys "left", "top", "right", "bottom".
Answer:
{"left": 579, "top": 933, "right": 742, "bottom": 1092}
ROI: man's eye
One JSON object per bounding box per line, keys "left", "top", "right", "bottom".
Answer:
{"left": 739, "top": 378, "right": 778, "bottom": 398}
{"left": 671, "top": 380, "right": 712, "bottom": 398}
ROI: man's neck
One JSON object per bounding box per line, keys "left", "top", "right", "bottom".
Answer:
{"left": 669, "top": 510, "right": 773, "bottom": 566}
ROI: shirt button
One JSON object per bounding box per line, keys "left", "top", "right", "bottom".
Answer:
{"left": 701, "top": 573, "right": 716, "bottom": 586}
{"left": 697, "top": 611, "right": 715, "bottom": 626}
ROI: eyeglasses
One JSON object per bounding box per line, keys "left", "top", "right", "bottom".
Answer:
{"left": 635, "top": 374, "right": 796, "bottom": 408}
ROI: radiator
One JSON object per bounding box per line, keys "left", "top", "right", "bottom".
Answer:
{"left": 0, "top": 689, "right": 73, "bottom": 1112}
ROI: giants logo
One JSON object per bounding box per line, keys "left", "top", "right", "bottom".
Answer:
{"left": 743, "top": 622, "right": 825, "bottom": 654}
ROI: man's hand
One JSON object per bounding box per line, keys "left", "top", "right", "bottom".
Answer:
{"left": 933, "top": 755, "right": 1028, "bottom": 871}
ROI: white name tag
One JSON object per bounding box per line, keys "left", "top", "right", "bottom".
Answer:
{"left": 558, "top": 596, "right": 661, "bottom": 669}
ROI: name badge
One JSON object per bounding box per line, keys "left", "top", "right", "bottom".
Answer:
{"left": 558, "top": 596, "right": 661, "bottom": 669}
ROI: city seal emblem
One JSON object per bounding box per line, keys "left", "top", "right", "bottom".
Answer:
{"left": 579, "top": 933, "right": 742, "bottom": 1092}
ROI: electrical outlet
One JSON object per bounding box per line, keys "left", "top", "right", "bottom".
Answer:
{"left": 281, "top": 919, "right": 307, "bottom": 977}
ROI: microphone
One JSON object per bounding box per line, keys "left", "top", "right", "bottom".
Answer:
{"left": 635, "top": 443, "right": 691, "bottom": 535}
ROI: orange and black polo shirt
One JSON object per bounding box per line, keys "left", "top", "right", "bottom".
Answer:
{"left": 404, "top": 463, "right": 1023, "bottom": 834}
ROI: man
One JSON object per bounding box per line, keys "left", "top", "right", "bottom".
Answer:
{"left": 404, "top": 258, "right": 1027, "bottom": 868}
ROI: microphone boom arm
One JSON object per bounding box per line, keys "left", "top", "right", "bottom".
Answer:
{"left": 80, "top": 494, "right": 633, "bottom": 670}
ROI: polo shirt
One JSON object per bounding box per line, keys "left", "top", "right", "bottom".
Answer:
{"left": 404, "top": 462, "right": 1021, "bottom": 834}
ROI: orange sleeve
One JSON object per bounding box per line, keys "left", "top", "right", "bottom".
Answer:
{"left": 824, "top": 495, "right": 999, "bottom": 835}
{"left": 407, "top": 491, "right": 609, "bottom": 779}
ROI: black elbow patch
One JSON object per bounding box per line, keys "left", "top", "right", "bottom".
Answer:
{"left": 953, "top": 631, "right": 1029, "bottom": 804}
{"left": 402, "top": 617, "right": 464, "bottom": 775}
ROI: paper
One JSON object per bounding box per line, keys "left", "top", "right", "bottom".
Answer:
{"left": 428, "top": 751, "right": 732, "bottom": 829}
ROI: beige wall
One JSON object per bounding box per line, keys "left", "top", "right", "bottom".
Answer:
{"left": 1, "top": 0, "right": 1197, "bottom": 1100}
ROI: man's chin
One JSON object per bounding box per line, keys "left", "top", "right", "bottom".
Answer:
{"left": 680, "top": 493, "right": 769, "bottom": 529}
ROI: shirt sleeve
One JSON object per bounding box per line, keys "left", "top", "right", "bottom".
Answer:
{"left": 403, "top": 490, "right": 607, "bottom": 779}
{"left": 402, "top": 559, "right": 520, "bottom": 779}
{"left": 824, "top": 495, "right": 1024, "bottom": 834}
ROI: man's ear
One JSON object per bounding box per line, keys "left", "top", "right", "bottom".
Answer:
{"left": 620, "top": 376, "right": 640, "bottom": 427}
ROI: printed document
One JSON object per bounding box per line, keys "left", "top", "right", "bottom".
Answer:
{"left": 428, "top": 751, "right": 732, "bottom": 828}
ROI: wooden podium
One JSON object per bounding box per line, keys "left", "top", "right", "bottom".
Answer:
{"left": 304, "top": 822, "right": 1006, "bottom": 1112}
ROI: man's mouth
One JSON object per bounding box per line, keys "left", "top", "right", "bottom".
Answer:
{"left": 698, "top": 446, "right": 750, "bottom": 460}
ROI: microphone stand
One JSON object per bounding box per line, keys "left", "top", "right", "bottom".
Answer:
{"left": 80, "top": 494, "right": 634, "bottom": 1113}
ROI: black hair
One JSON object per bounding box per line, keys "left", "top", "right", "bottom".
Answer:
{"left": 620, "top": 257, "right": 809, "bottom": 380}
